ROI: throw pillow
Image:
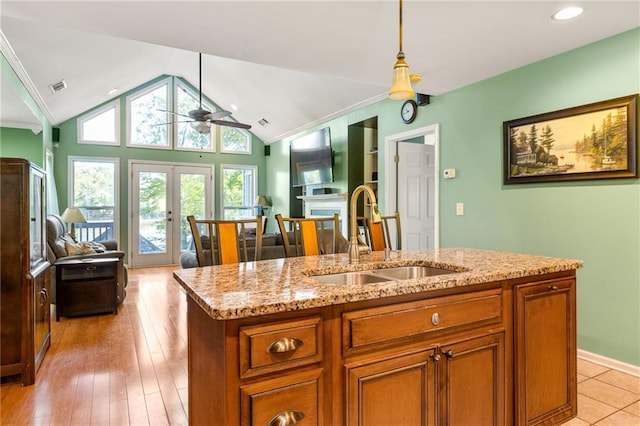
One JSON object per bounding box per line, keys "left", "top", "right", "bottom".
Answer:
{"left": 65, "top": 241, "right": 97, "bottom": 256}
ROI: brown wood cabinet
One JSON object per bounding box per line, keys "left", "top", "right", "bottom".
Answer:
{"left": 1, "top": 158, "right": 51, "bottom": 385}
{"left": 515, "top": 277, "right": 577, "bottom": 425}
{"left": 185, "top": 271, "right": 576, "bottom": 425}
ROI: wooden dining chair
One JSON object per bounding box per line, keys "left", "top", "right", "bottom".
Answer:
{"left": 186, "top": 215, "right": 263, "bottom": 266}
{"left": 275, "top": 213, "right": 340, "bottom": 257}
{"left": 359, "top": 212, "right": 402, "bottom": 251}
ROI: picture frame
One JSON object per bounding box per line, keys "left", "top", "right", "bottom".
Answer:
{"left": 503, "top": 94, "right": 638, "bottom": 184}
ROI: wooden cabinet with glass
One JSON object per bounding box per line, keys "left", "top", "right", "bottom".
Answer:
{"left": 0, "top": 158, "right": 51, "bottom": 385}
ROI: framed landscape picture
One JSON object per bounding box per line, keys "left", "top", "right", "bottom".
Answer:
{"left": 503, "top": 94, "right": 638, "bottom": 184}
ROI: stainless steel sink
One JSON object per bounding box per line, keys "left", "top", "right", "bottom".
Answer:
{"left": 371, "top": 266, "right": 457, "bottom": 280}
{"left": 311, "top": 265, "right": 458, "bottom": 285}
{"left": 311, "top": 271, "right": 392, "bottom": 285}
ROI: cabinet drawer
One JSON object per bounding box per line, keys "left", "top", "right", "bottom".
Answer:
{"left": 241, "top": 368, "right": 321, "bottom": 426}
{"left": 239, "top": 317, "right": 322, "bottom": 378}
{"left": 60, "top": 264, "right": 116, "bottom": 280}
{"left": 343, "top": 289, "right": 502, "bottom": 353}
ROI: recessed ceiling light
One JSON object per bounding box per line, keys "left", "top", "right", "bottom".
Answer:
{"left": 230, "top": 104, "right": 238, "bottom": 111}
{"left": 108, "top": 88, "right": 118, "bottom": 95}
{"left": 552, "top": 6, "right": 584, "bottom": 21}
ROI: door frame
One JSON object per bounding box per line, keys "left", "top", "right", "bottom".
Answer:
{"left": 383, "top": 124, "right": 440, "bottom": 249}
{"left": 127, "top": 159, "right": 214, "bottom": 267}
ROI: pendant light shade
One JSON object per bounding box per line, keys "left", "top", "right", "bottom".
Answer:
{"left": 389, "top": 0, "right": 415, "bottom": 100}
{"left": 190, "top": 120, "right": 211, "bottom": 134}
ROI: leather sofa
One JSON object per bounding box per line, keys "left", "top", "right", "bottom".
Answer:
{"left": 46, "top": 214, "right": 127, "bottom": 304}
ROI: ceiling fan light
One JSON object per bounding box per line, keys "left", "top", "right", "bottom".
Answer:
{"left": 190, "top": 120, "right": 211, "bottom": 134}
{"left": 389, "top": 54, "right": 415, "bottom": 100}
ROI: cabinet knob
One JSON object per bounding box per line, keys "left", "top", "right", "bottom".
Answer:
{"left": 431, "top": 312, "right": 440, "bottom": 326}
{"left": 548, "top": 285, "right": 559, "bottom": 291}
{"left": 268, "top": 409, "right": 305, "bottom": 426}
{"left": 430, "top": 353, "right": 441, "bottom": 362}
{"left": 266, "top": 337, "right": 304, "bottom": 354}
{"left": 443, "top": 349, "right": 453, "bottom": 359}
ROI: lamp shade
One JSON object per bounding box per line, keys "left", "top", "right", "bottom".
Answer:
{"left": 389, "top": 55, "right": 415, "bottom": 100}
{"left": 190, "top": 120, "right": 211, "bottom": 134}
{"left": 254, "top": 195, "right": 271, "bottom": 207}
{"left": 61, "top": 207, "right": 87, "bottom": 224}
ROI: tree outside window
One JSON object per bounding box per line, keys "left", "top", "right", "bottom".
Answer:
{"left": 221, "top": 127, "right": 251, "bottom": 154}
{"left": 222, "top": 165, "right": 256, "bottom": 219}
{"left": 127, "top": 79, "right": 170, "bottom": 148}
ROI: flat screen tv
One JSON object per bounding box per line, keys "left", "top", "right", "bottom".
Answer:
{"left": 290, "top": 127, "right": 334, "bottom": 187}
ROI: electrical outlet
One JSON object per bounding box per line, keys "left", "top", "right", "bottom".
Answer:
{"left": 444, "top": 168, "right": 456, "bottom": 179}
{"left": 456, "top": 202, "right": 464, "bottom": 216}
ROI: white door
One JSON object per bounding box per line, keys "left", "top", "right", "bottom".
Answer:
{"left": 130, "top": 162, "right": 213, "bottom": 267}
{"left": 397, "top": 142, "right": 436, "bottom": 249}
{"left": 384, "top": 124, "right": 439, "bottom": 250}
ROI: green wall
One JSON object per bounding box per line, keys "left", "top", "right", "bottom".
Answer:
{"left": 54, "top": 76, "right": 267, "bottom": 255}
{"left": 267, "top": 28, "right": 640, "bottom": 366}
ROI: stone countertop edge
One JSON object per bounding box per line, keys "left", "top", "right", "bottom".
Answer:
{"left": 173, "top": 248, "right": 583, "bottom": 320}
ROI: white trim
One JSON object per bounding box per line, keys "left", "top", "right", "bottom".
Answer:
{"left": 578, "top": 349, "right": 640, "bottom": 377}
{"left": 77, "top": 99, "right": 120, "bottom": 146}
{"left": 126, "top": 77, "right": 172, "bottom": 149}
{"left": 384, "top": 123, "right": 440, "bottom": 249}
{"left": 0, "top": 30, "right": 56, "bottom": 125}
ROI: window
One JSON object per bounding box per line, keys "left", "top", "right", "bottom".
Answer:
{"left": 175, "top": 80, "right": 215, "bottom": 152}
{"left": 221, "top": 126, "right": 252, "bottom": 154}
{"left": 77, "top": 100, "right": 120, "bottom": 145}
{"left": 68, "top": 157, "right": 119, "bottom": 243}
{"left": 221, "top": 165, "right": 256, "bottom": 219}
{"left": 126, "top": 78, "right": 171, "bottom": 148}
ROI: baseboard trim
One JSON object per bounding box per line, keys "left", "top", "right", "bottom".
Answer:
{"left": 578, "top": 349, "right": 640, "bottom": 377}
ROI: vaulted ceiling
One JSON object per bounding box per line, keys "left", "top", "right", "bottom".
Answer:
{"left": 1, "top": 1, "right": 638, "bottom": 143}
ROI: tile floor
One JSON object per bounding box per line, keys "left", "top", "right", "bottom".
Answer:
{"left": 562, "top": 359, "right": 640, "bottom": 425}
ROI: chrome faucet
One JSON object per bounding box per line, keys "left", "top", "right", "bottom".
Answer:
{"left": 348, "top": 184, "right": 382, "bottom": 264}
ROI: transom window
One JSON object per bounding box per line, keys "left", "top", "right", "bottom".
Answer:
{"left": 126, "top": 78, "right": 171, "bottom": 149}
{"left": 77, "top": 100, "right": 120, "bottom": 145}
{"left": 221, "top": 127, "right": 252, "bottom": 154}
{"left": 221, "top": 164, "right": 256, "bottom": 219}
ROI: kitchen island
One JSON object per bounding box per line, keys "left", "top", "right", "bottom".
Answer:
{"left": 174, "top": 248, "right": 582, "bottom": 425}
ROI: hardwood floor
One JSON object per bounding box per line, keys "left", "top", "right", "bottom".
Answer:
{"left": 0, "top": 266, "right": 187, "bottom": 426}
{"left": 2, "top": 265, "right": 638, "bottom": 425}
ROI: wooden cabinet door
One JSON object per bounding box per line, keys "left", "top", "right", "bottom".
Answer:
{"left": 515, "top": 278, "right": 577, "bottom": 426}
{"left": 33, "top": 268, "right": 51, "bottom": 373}
{"left": 345, "top": 349, "right": 436, "bottom": 426}
{"left": 439, "top": 332, "right": 505, "bottom": 425}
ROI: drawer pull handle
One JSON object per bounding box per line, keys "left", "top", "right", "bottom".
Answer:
{"left": 266, "top": 337, "right": 303, "bottom": 354}
{"left": 431, "top": 312, "right": 440, "bottom": 326}
{"left": 268, "top": 409, "right": 305, "bottom": 426}
{"left": 548, "top": 285, "right": 559, "bottom": 291}
{"left": 86, "top": 266, "right": 97, "bottom": 271}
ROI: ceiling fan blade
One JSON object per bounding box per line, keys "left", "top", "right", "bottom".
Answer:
{"left": 210, "top": 119, "right": 252, "bottom": 130}
{"left": 204, "top": 110, "right": 232, "bottom": 120}
{"left": 157, "top": 109, "right": 191, "bottom": 119}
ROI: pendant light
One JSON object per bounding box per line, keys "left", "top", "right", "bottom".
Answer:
{"left": 389, "top": 0, "right": 415, "bottom": 100}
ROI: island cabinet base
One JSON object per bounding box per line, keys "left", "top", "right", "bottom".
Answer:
{"left": 185, "top": 271, "right": 576, "bottom": 425}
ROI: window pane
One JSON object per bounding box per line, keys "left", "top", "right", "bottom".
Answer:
{"left": 138, "top": 172, "right": 167, "bottom": 253}
{"left": 81, "top": 106, "right": 116, "bottom": 143}
{"left": 222, "top": 166, "right": 255, "bottom": 219}
{"left": 176, "top": 85, "right": 214, "bottom": 150}
{"left": 72, "top": 159, "right": 116, "bottom": 242}
{"left": 129, "top": 83, "right": 169, "bottom": 146}
{"left": 180, "top": 173, "right": 206, "bottom": 250}
{"left": 222, "top": 127, "right": 251, "bottom": 153}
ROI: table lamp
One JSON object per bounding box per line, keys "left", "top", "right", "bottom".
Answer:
{"left": 61, "top": 207, "right": 87, "bottom": 241}
{"left": 254, "top": 195, "right": 271, "bottom": 216}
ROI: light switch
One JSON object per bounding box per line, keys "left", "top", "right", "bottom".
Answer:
{"left": 456, "top": 202, "right": 464, "bottom": 216}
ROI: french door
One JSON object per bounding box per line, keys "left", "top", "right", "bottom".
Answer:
{"left": 130, "top": 162, "right": 213, "bottom": 267}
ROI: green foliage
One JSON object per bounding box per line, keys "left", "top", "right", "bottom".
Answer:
{"left": 223, "top": 127, "right": 250, "bottom": 152}
{"left": 130, "top": 85, "right": 168, "bottom": 146}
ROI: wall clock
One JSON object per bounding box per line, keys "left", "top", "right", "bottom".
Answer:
{"left": 401, "top": 99, "right": 418, "bottom": 124}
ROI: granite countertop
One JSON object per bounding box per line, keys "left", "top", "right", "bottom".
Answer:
{"left": 173, "top": 248, "right": 583, "bottom": 320}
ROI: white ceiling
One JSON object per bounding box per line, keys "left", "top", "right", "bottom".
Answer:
{"left": 1, "top": 1, "right": 638, "bottom": 143}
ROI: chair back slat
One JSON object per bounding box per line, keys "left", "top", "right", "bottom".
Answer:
{"left": 186, "top": 215, "right": 263, "bottom": 266}
{"left": 275, "top": 214, "right": 340, "bottom": 257}
{"left": 359, "top": 212, "right": 402, "bottom": 251}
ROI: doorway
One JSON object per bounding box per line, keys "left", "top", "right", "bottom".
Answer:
{"left": 384, "top": 124, "right": 440, "bottom": 250}
{"left": 129, "top": 161, "right": 213, "bottom": 267}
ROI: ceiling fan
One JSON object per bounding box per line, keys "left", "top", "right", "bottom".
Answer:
{"left": 157, "top": 52, "right": 251, "bottom": 134}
